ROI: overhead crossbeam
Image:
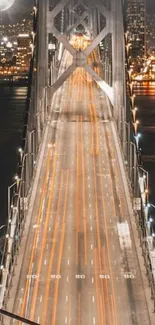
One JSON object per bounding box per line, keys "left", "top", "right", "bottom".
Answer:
{"left": 47, "top": 0, "right": 114, "bottom": 105}
{"left": 84, "top": 25, "right": 111, "bottom": 56}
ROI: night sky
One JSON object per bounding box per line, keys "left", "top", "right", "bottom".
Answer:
{"left": 2, "top": 0, "right": 155, "bottom": 24}
{"left": 147, "top": 0, "right": 155, "bottom": 11}
{"left": 2, "top": 0, "right": 33, "bottom": 23}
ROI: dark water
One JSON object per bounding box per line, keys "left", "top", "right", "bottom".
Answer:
{"left": 0, "top": 86, "right": 27, "bottom": 226}
{"left": 134, "top": 84, "right": 155, "bottom": 207}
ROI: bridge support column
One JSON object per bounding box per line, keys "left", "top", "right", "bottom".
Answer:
{"left": 111, "top": 0, "right": 126, "bottom": 146}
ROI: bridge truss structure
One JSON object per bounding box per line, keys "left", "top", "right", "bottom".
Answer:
{"left": 0, "top": 0, "right": 155, "bottom": 322}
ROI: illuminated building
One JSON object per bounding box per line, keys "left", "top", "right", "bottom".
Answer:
{"left": 16, "top": 33, "right": 32, "bottom": 71}
{"left": 125, "top": 0, "right": 146, "bottom": 59}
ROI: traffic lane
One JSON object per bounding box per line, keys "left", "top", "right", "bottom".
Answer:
{"left": 95, "top": 91, "right": 151, "bottom": 324}
{"left": 10, "top": 137, "right": 55, "bottom": 323}
{"left": 32, "top": 158, "right": 65, "bottom": 323}
{"left": 56, "top": 82, "right": 131, "bottom": 324}
{"left": 50, "top": 80, "right": 102, "bottom": 322}
{"left": 81, "top": 81, "right": 114, "bottom": 324}
{"left": 89, "top": 80, "right": 145, "bottom": 322}
{"left": 79, "top": 111, "right": 120, "bottom": 325}
{"left": 34, "top": 104, "right": 81, "bottom": 324}
{"left": 24, "top": 85, "right": 67, "bottom": 322}
{"left": 33, "top": 120, "right": 73, "bottom": 324}
{"left": 54, "top": 119, "right": 99, "bottom": 324}
{"left": 96, "top": 90, "right": 151, "bottom": 323}
{"left": 54, "top": 123, "right": 78, "bottom": 325}
{"left": 11, "top": 83, "right": 66, "bottom": 323}
{"left": 9, "top": 54, "right": 89, "bottom": 323}
{"left": 105, "top": 121, "right": 152, "bottom": 325}
{"left": 52, "top": 79, "right": 151, "bottom": 325}
{"left": 23, "top": 143, "right": 59, "bottom": 323}
{"left": 89, "top": 86, "right": 151, "bottom": 324}
{"left": 78, "top": 119, "right": 99, "bottom": 325}
{"left": 85, "top": 82, "right": 117, "bottom": 324}
{"left": 97, "top": 119, "right": 133, "bottom": 325}
{"left": 32, "top": 85, "right": 76, "bottom": 323}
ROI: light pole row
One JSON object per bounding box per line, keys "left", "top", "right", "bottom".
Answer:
{"left": 124, "top": 29, "right": 155, "bottom": 310}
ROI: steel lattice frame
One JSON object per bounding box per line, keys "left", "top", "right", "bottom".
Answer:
{"left": 47, "top": 0, "right": 114, "bottom": 104}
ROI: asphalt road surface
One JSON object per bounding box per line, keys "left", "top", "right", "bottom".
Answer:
{"left": 5, "top": 41, "right": 152, "bottom": 325}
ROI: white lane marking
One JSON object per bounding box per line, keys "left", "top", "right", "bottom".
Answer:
{"left": 91, "top": 260, "right": 94, "bottom": 265}
{"left": 92, "top": 296, "right": 95, "bottom": 303}
{"left": 46, "top": 244, "right": 49, "bottom": 250}
{"left": 91, "top": 244, "right": 93, "bottom": 250}
{"left": 33, "top": 224, "right": 40, "bottom": 229}
{"left": 66, "top": 296, "right": 68, "bottom": 302}
{"left": 44, "top": 260, "right": 47, "bottom": 265}
{"left": 92, "top": 277, "right": 94, "bottom": 283}
{"left": 49, "top": 227, "right": 51, "bottom": 231}
{"left": 67, "top": 276, "right": 69, "bottom": 282}
{"left": 68, "top": 245, "right": 70, "bottom": 250}
{"left": 90, "top": 226, "right": 92, "bottom": 231}
{"left": 93, "top": 317, "right": 96, "bottom": 324}
{"left": 68, "top": 259, "right": 70, "bottom": 265}
{"left": 40, "top": 295, "right": 42, "bottom": 302}
{"left": 38, "top": 317, "right": 40, "bottom": 323}
{"left": 65, "top": 316, "right": 68, "bottom": 324}
{"left": 90, "top": 215, "right": 92, "bottom": 219}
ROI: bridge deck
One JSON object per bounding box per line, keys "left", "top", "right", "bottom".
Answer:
{"left": 4, "top": 51, "right": 152, "bottom": 325}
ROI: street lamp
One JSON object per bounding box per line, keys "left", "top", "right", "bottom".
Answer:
{"left": 131, "top": 94, "right": 135, "bottom": 108}
{"left": 132, "top": 106, "right": 138, "bottom": 121}
{"left": 133, "top": 120, "right": 139, "bottom": 134}
{"left": 128, "top": 67, "right": 133, "bottom": 81}
{"left": 124, "top": 121, "right": 130, "bottom": 162}
{"left": 18, "top": 147, "right": 24, "bottom": 163}
{"left": 135, "top": 132, "right": 141, "bottom": 148}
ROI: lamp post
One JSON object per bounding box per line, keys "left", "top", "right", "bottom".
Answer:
{"left": 133, "top": 119, "right": 139, "bottom": 135}
{"left": 130, "top": 141, "right": 137, "bottom": 193}
{"left": 132, "top": 106, "right": 138, "bottom": 122}
{"left": 8, "top": 176, "right": 20, "bottom": 221}
{"left": 139, "top": 167, "right": 149, "bottom": 194}
{"left": 131, "top": 94, "right": 135, "bottom": 108}
{"left": 135, "top": 132, "right": 141, "bottom": 149}
{"left": 125, "top": 121, "right": 130, "bottom": 162}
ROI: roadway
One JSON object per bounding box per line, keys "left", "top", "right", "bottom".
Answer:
{"left": 5, "top": 39, "right": 152, "bottom": 325}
